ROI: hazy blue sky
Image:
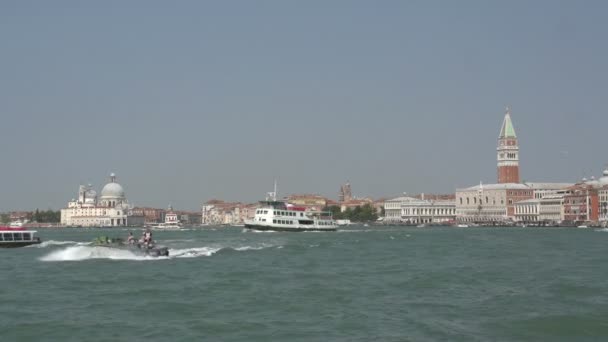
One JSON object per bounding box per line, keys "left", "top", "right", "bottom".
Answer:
{"left": 1, "top": 0, "right": 607, "bottom": 211}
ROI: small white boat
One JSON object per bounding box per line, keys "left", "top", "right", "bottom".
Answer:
{"left": 150, "top": 205, "right": 183, "bottom": 230}
{"left": 577, "top": 225, "right": 588, "bottom": 229}
{"left": 456, "top": 224, "right": 469, "bottom": 228}
{"left": 9, "top": 220, "right": 25, "bottom": 228}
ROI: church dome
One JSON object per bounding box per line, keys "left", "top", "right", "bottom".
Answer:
{"left": 100, "top": 173, "right": 125, "bottom": 199}
{"left": 599, "top": 169, "right": 608, "bottom": 185}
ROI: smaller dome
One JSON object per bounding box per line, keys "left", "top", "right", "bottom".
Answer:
{"left": 604, "top": 169, "right": 608, "bottom": 176}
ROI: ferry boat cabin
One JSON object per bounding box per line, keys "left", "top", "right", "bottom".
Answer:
{"left": 0, "top": 230, "right": 42, "bottom": 247}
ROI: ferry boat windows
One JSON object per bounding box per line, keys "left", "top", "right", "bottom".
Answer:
{"left": 23, "top": 233, "right": 31, "bottom": 240}
{"left": 3, "top": 233, "right": 13, "bottom": 241}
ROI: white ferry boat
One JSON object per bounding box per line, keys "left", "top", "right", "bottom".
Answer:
{"left": 0, "top": 227, "right": 42, "bottom": 248}
{"left": 244, "top": 183, "right": 337, "bottom": 232}
{"left": 150, "top": 206, "right": 183, "bottom": 230}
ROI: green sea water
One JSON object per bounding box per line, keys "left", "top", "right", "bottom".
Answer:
{"left": 2, "top": 226, "right": 608, "bottom": 341}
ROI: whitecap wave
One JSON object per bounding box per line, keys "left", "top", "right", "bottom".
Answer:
{"left": 242, "top": 228, "right": 277, "bottom": 233}
{"left": 39, "top": 243, "right": 278, "bottom": 262}
{"left": 595, "top": 228, "right": 608, "bottom": 232}
{"left": 168, "top": 247, "right": 222, "bottom": 258}
{"left": 28, "top": 240, "right": 89, "bottom": 248}
{"left": 39, "top": 246, "right": 151, "bottom": 261}
{"left": 233, "top": 245, "right": 268, "bottom": 251}
{"left": 162, "top": 239, "right": 196, "bottom": 243}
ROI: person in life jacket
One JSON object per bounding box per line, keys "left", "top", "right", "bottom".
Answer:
{"left": 143, "top": 229, "right": 153, "bottom": 247}
{"left": 127, "top": 232, "right": 135, "bottom": 244}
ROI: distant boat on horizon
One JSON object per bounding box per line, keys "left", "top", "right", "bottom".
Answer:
{"left": 150, "top": 205, "right": 183, "bottom": 230}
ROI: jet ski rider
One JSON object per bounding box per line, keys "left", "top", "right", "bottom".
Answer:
{"left": 143, "top": 229, "right": 153, "bottom": 247}
{"left": 127, "top": 232, "right": 135, "bottom": 244}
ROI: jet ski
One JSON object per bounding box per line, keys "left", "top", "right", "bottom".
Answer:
{"left": 92, "top": 236, "right": 169, "bottom": 257}
{"left": 133, "top": 242, "right": 169, "bottom": 257}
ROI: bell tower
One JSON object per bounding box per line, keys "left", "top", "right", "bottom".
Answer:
{"left": 497, "top": 106, "right": 520, "bottom": 183}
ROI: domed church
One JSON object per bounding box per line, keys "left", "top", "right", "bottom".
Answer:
{"left": 60, "top": 173, "right": 143, "bottom": 227}
{"left": 100, "top": 173, "right": 126, "bottom": 208}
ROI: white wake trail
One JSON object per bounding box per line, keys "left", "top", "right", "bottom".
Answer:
{"left": 40, "top": 246, "right": 151, "bottom": 261}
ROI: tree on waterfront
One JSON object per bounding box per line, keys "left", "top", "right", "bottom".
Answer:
{"left": 0, "top": 213, "right": 9, "bottom": 224}
{"left": 32, "top": 209, "right": 61, "bottom": 223}
{"left": 323, "top": 204, "right": 378, "bottom": 222}
{"left": 325, "top": 205, "right": 343, "bottom": 219}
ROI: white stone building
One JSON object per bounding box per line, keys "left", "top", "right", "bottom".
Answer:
{"left": 600, "top": 185, "right": 608, "bottom": 223}
{"left": 525, "top": 183, "right": 573, "bottom": 199}
{"left": 538, "top": 194, "right": 565, "bottom": 223}
{"left": 383, "top": 197, "right": 403, "bottom": 222}
{"left": 61, "top": 173, "right": 143, "bottom": 227}
{"left": 456, "top": 182, "right": 571, "bottom": 224}
{"left": 383, "top": 196, "right": 456, "bottom": 224}
{"left": 514, "top": 199, "right": 540, "bottom": 222}
{"left": 456, "top": 183, "right": 531, "bottom": 223}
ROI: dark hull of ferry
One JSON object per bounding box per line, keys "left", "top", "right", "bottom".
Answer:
{"left": 244, "top": 223, "right": 336, "bottom": 232}
{"left": 0, "top": 240, "right": 42, "bottom": 248}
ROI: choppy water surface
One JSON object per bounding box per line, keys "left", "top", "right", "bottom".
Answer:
{"left": 2, "top": 226, "right": 608, "bottom": 341}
